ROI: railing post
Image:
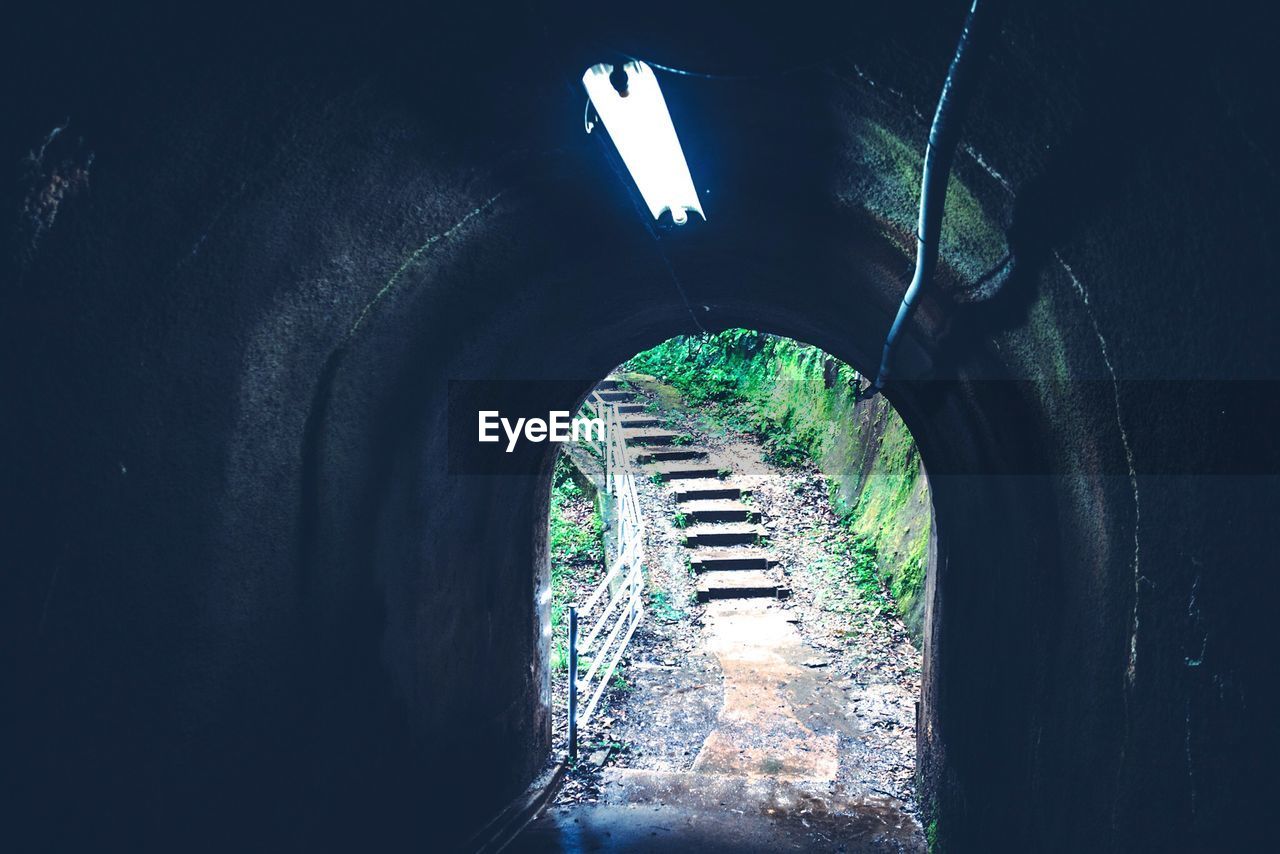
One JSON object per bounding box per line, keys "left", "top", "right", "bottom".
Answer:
{"left": 604, "top": 406, "right": 612, "bottom": 494}
{"left": 608, "top": 405, "right": 617, "bottom": 495}
{"left": 568, "top": 605, "right": 579, "bottom": 760}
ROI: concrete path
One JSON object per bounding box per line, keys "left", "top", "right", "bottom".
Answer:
{"left": 518, "top": 598, "right": 921, "bottom": 851}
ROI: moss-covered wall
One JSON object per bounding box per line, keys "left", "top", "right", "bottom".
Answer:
{"left": 826, "top": 396, "right": 932, "bottom": 635}
{"left": 740, "top": 344, "right": 932, "bottom": 637}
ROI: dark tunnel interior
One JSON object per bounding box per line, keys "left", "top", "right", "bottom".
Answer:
{"left": 2, "top": 1, "right": 1278, "bottom": 850}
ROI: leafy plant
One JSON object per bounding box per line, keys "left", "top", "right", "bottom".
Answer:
{"left": 548, "top": 454, "right": 604, "bottom": 670}
{"left": 648, "top": 589, "right": 685, "bottom": 623}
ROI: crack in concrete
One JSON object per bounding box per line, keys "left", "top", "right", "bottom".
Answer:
{"left": 1054, "top": 253, "right": 1146, "bottom": 836}
{"left": 1054, "top": 252, "right": 1143, "bottom": 684}
{"left": 345, "top": 191, "right": 505, "bottom": 341}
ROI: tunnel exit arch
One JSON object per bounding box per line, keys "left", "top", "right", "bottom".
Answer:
{"left": 539, "top": 325, "right": 942, "bottom": 811}
{"left": 527, "top": 295, "right": 1059, "bottom": 813}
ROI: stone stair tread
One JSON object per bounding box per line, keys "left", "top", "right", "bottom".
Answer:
{"left": 700, "top": 568, "right": 776, "bottom": 586}
{"left": 637, "top": 448, "right": 708, "bottom": 462}
{"left": 681, "top": 499, "right": 757, "bottom": 524}
{"left": 652, "top": 464, "right": 721, "bottom": 480}
{"left": 617, "top": 403, "right": 648, "bottom": 414}
{"left": 684, "top": 525, "right": 766, "bottom": 548}
{"left": 620, "top": 417, "right": 662, "bottom": 428}
{"left": 623, "top": 428, "right": 679, "bottom": 445}
{"left": 690, "top": 547, "right": 773, "bottom": 570}
{"left": 680, "top": 499, "right": 753, "bottom": 514}
{"left": 673, "top": 482, "right": 745, "bottom": 501}
{"left": 696, "top": 569, "right": 788, "bottom": 601}
{"left": 685, "top": 522, "right": 765, "bottom": 536}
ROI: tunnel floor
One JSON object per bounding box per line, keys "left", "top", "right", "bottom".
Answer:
{"left": 527, "top": 375, "right": 924, "bottom": 851}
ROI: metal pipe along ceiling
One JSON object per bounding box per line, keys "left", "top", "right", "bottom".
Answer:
{"left": 868, "top": 0, "right": 1005, "bottom": 396}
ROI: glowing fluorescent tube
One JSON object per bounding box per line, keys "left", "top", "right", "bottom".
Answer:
{"left": 583, "top": 61, "right": 705, "bottom": 225}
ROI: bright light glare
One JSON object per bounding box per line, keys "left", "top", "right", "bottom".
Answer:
{"left": 583, "top": 61, "right": 705, "bottom": 225}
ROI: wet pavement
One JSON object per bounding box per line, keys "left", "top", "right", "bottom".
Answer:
{"left": 519, "top": 596, "right": 924, "bottom": 852}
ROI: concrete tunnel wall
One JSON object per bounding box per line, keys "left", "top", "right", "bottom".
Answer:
{"left": 2, "top": 2, "right": 1276, "bottom": 850}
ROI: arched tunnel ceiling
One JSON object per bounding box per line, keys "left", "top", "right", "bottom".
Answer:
{"left": 2, "top": 2, "right": 1278, "bottom": 852}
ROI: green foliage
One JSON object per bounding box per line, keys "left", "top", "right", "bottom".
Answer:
{"left": 611, "top": 666, "right": 631, "bottom": 691}
{"left": 672, "top": 511, "right": 689, "bottom": 529}
{"left": 624, "top": 328, "right": 762, "bottom": 403}
{"left": 757, "top": 414, "right": 808, "bottom": 468}
{"left": 803, "top": 524, "right": 891, "bottom": 614}
{"left": 626, "top": 329, "right": 933, "bottom": 636}
{"left": 550, "top": 459, "right": 602, "bottom": 566}
{"left": 625, "top": 331, "right": 829, "bottom": 468}
{"left": 549, "top": 454, "right": 604, "bottom": 670}
{"left": 648, "top": 588, "right": 685, "bottom": 623}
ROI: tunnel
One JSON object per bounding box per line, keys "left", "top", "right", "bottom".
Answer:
{"left": 2, "top": 1, "right": 1276, "bottom": 851}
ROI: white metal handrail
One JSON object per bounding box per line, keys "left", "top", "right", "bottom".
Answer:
{"left": 567, "top": 389, "right": 646, "bottom": 757}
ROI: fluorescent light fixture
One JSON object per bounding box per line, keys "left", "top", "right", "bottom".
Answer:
{"left": 583, "top": 61, "right": 705, "bottom": 225}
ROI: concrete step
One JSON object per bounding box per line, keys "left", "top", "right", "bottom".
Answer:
{"left": 680, "top": 499, "right": 757, "bottom": 523}
{"left": 683, "top": 523, "right": 766, "bottom": 547}
{"left": 651, "top": 464, "right": 721, "bottom": 482}
{"left": 620, "top": 417, "right": 662, "bottom": 429}
{"left": 674, "top": 482, "right": 745, "bottom": 502}
{"left": 636, "top": 448, "right": 708, "bottom": 464}
{"left": 696, "top": 569, "right": 790, "bottom": 602}
{"left": 617, "top": 403, "right": 648, "bottom": 414}
{"left": 623, "top": 429, "right": 679, "bottom": 446}
{"left": 596, "top": 378, "right": 625, "bottom": 390}
{"left": 690, "top": 547, "right": 772, "bottom": 572}
{"left": 599, "top": 390, "right": 638, "bottom": 402}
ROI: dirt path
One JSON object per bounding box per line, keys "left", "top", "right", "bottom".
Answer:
{"left": 534, "top": 375, "right": 924, "bottom": 852}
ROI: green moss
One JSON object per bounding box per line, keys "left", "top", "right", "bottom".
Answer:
{"left": 548, "top": 454, "right": 604, "bottom": 670}
{"left": 838, "top": 119, "right": 1007, "bottom": 285}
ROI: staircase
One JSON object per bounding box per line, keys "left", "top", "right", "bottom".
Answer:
{"left": 605, "top": 375, "right": 790, "bottom": 603}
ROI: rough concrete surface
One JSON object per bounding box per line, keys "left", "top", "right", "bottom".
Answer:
{"left": 2, "top": 2, "right": 1276, "bottom": 851}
